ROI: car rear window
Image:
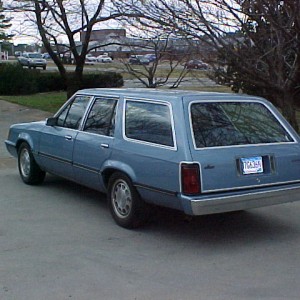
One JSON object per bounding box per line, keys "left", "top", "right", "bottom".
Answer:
{"left": 125, "top": 100, "right": 174, "bottom": 147}
{"left": 190, "top": 102, "right": 294, "bottom": 148}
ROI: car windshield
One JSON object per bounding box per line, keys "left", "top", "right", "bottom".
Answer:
{"left": 28, "top": 53, "right": 43, "bottom": 58}
{"left": 190, "top": 101, "right": 294, "bottom": 148}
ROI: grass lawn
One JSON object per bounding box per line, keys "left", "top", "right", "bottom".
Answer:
{"left": 1, "top": 92, "right": 68, "bottom": 113}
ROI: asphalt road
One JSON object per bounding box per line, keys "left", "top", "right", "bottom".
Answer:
{"left": 1, "top": 100, "right": 300, "bottom": 300}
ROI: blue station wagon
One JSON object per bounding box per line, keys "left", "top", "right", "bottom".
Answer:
{"left": 5, "top": 89, "right": 300, "bottom": 228}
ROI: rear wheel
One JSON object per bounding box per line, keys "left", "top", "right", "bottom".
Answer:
{"left": 108, "top": 172, "right": 149, "bottom": 229}
{"left": 18, "top": 142, "right": 45, "bottom": 185}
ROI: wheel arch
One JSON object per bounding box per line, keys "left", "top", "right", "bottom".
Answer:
{"left": 101, "top": 161, "right": 137, "bottom": 189}
{"left": 16, "top": 134, "right": 34, "bottom": 152}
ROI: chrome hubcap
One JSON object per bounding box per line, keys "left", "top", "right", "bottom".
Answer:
{"left": 112, "top": 179, "right": 132, "bottom": 218}
{"left": 20, "top": 148, "right": 31, "bottom": 178}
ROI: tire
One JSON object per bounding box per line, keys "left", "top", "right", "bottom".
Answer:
{"left": 18, "top": 142, "right": 46, "bottom": 185}
{"left": 107, "top": 172, "right": 149, "bottom": 229}
{"left": 43, "top": 66, "right": 46, "bottom": 70}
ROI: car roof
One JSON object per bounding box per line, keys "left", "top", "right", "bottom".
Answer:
{"left": 77, "top": 88, "right": 265, "bottom": 103}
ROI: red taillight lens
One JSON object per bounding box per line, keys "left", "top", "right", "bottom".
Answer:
{"left": 181, "top": 163, "right": 201, "bottom": 195}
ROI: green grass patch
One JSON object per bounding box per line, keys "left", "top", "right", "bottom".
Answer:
{"left": 1, "top": 91, "right": 67, "bottom": 113}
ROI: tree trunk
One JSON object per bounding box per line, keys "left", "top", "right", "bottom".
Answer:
{"left": 66, "top": 72, "right": 83, "bottom": 99}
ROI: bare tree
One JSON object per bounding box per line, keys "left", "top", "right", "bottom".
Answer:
{"left": 5, "top": 0, "right": 132, "bottom": 97}
{"left": 120, "top": 30, "right": 191, "bottom": 88}
{"left": 0, "top": 0, "right": 12, "bottom": 41}
{"left": 113, "top": 0, "right": 300, "bottom": 130}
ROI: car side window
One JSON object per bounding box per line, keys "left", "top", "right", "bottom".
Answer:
{"left": 83, "top": 98, "right": 118, "bottom": 136}
{"left": 125, "top": 100, "right": 174, "bottom": 147}
{"left": 57, "top": 96, "right": 90, "bottom": 129}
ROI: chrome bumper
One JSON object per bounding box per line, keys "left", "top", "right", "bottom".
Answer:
{"left": 188, "top": 185, "right": 300, "bottom": 215}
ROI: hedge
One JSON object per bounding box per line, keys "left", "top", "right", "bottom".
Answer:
{"left": 0, "top": 63, "right": 123, "bottom": 95}
{"left": 0, "top": 63, "right": 39, "bottom": 95}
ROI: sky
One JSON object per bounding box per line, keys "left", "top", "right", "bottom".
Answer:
{"left": 4, "top": 0, "right": 122, "bottom": 45}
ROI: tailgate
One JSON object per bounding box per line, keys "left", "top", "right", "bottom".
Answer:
{"left": 191, "top": 144, "right": 300, "bottom": 193}
{"left": 188, "top": 100, "right": 300, "bottom": 193}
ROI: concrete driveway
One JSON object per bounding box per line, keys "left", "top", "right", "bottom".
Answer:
{"left": 1, "top": 100, "right": 300, "bottom": 300}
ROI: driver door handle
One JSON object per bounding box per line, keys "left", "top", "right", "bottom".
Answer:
{"left": 65, "top": 135, "right": 72, "bottom": 141}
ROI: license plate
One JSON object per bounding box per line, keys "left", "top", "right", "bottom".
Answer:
{"left": 241, "top": 156, "right": 263, "bottom": 175}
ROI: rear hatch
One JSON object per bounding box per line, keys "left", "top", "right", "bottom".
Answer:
{"left": 187, "top": 99, "right": 300, "bottom": 193}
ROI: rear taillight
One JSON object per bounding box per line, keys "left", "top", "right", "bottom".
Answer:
{"left": 181, "top": 163, "right": 201, "bottom": 195}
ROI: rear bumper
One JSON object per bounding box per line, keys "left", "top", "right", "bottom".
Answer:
{"left": 181, "top": 184, "right": 300, "bottom": 215}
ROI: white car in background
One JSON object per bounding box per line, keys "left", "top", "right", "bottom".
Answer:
{"left": 85, "top": 54, "right": 97, "bottom": 64}
{"left": 97, "top": 55, "right": 112, "bottom": 63}
{"left": 18, "top": 52, "right": 47, "bottom": 70}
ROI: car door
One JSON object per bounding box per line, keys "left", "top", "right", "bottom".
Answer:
{"left": 38, "top": 95, "right": 91, "bottom": 180}
{"left": 72, "top": 96, "right": 118, "bottom": 190}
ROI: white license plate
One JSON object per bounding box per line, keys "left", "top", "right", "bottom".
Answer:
{"left": 241, "top": 156, "right": 263, "bottom": 175}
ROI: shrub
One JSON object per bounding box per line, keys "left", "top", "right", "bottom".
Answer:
{"left": 37, "top": 73, "right": 66, "bottom": 92}
{"left": 81, "top": 72, "right": 124, "bottom": 88}
{"left": 0, "top": 63, "right": 39, "bottom": 95}
{"left": 0, "top": 63, "right": 123, "bottom": 95}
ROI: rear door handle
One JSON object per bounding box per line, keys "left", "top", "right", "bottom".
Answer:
{"left": 101, "top": 143, "right": 109, "bottom": 149}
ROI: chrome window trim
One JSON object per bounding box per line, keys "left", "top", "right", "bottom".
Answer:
{"left": 188, "top": 99, "right": 298, "bottom": 150}
{"left": 123, "top": 97, "right": 177, "bottom": 151}
{"left": 77, "top": 131, "right": 115, "bottom": 139}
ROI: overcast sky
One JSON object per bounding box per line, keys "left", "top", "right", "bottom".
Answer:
{"left": 4, "top": 0, "right": 121, "bottom": 45}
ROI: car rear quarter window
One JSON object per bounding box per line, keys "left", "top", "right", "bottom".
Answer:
{"left": 125, "top": 100, "right": 174, "bottom": 147}
{"left": 190, "top": 101, "right": 294, "bottom": 148}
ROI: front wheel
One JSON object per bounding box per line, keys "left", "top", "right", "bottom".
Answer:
{"left": 108, "top": 173, "right": 149, "bottom": 229}
{"left": 18, "top": 142, "right": 46, "bottom": 185}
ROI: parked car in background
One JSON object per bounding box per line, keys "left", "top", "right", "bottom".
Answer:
{"left": 144, "top": 53, "right": 157, "bottom": 62}
{"left": 97, "top": 55, "right": 113, "bottom": 63}
{"left": 42, "top": 53, "right": 51, "bottom": 59}
{"left": 5, "top": 89, "right": 300, "bottom": 229}
{"left": 129, "top": 55, "right": 150, "bottom": 65}
{"left": 18, "top": 52, "right": 47, "bottom": 70}
{"left": 85, "top": 54, "right": 98, "bottom": 64}
{"left": 186, "top": 59, "right": 209, "bottom": 70}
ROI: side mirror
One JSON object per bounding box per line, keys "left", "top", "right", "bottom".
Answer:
{"left": 46, "top": 117, "right": 57, "bottom": 126}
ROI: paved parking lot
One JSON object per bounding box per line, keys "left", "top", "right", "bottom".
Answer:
{"left": 1, "top": 100, "right": 300, "bottom": 300}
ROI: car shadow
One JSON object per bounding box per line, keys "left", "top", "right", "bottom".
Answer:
{"left": 42, "top": 174, "right": 299, "bottom": 247}
{"left": 42, "top": 174, "right": 107, "bottom": 207}
{"left": 143, "top": 205, "right": 299, "bottom": 247}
